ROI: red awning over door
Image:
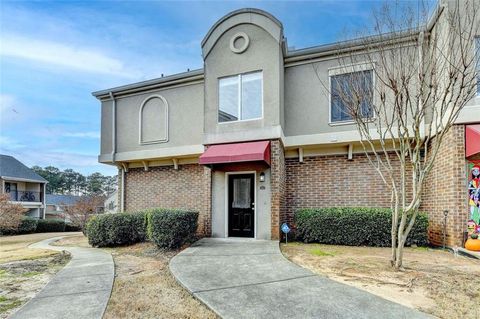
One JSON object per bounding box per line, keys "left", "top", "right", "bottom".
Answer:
{"left": 199, "top": 141, "right": 271, "bottom": 166}
{"left": 466, "top": 124, "right": 480, "bottom": 158}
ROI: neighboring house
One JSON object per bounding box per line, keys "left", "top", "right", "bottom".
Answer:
{"left": 45, "top": 194, "right": 83, "bottom": 220}
{"left": 0, "top": 154, "right": 47, "bottom": 219}
{"left": 46, "top": 194, "right": 106, "bottom": 220}
{"left": 93, "top": 4, "right": 480, "bottom": 246}
{"left": 104, "top": 190, "right": 118, "bottom": 213}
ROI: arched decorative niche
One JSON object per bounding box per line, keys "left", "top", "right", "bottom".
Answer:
{"left": 138, "top": 95, "right": 169, "bottom": 145}
{"left": 201, "top": 8, "right": 284, "bottom": 59}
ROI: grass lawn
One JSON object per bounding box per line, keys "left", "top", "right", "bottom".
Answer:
{"left": 0, "top": 232, "right": 75, "bottom": 318}
{"left": 281, "top": 242, "right": 480, "bottom": 319}
{"left": 54, "top": 234, "right": 217, "bottom": 319}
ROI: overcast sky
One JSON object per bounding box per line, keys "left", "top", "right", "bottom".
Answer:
{"left": 0, "top": 0, "right": 398, "bottom": 176}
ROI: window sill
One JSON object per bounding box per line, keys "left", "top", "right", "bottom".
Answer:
{"left": 218, "top": 117, "right": 263, "bottom": 125}
{"left": 328, "top": 120, "right": 356, "bottom": 126}
{"left": 328, "top": 117, "right": 376, "bottom": 127}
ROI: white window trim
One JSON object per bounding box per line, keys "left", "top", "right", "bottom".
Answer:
{"left": 224, "top": 171, "right": 257, "bottom": 239}
{"left": 217, "top": 71, "right": 264, "bottom": 124}
{"left": 328, "top": 62, "right": 376, "bottom": 125}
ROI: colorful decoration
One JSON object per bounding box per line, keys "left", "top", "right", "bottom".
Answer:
{"left": 467, "top": 220, "right": 477, "bottom": 235}
{"left": 468, "top": 164, "right": 480, "bottom": 224}
{"left": 466, "top": 161, "right": 480, "bottom": 251}
{"left": 465, "top": 236, "right": 480, "bottom": 251}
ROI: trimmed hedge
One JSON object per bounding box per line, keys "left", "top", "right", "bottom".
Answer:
{"left": 295, "top": 207, "right": 428, "bottom": 247}
{"left": 0, "top": 217, "right": 38, "bottom": 235}
{"left": 36, "top": 219, "right": 66, "bottom": 233}
{"left": 20, "top": 217, "right": 39, "bottom": 234}
{"left": 65, "top": 223, "right": 81, "bottom": 232}
{"left": 146, "top": 209, "right": 198, "bottom": 249}
{"left": 85, "top": 209, "right": 199, "bottom": 249}
{"left": 85, "top": 212, "right": 147, "bottom": 247}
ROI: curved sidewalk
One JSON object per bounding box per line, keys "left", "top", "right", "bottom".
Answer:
{"left": 170, "top": 238, "right": 431, "bottom": 319}
{"left": 11, "top": 236, "right": 114, "bottom": 319}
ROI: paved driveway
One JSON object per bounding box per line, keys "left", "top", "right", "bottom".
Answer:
{"left": 170, "top": 238, "right": 430, "bottom": 319}
{"left": 11, "top": 236, "right": 114, "bottom": 319}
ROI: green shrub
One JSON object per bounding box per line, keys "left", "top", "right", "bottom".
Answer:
{"left": 0, "top": 217, "right": 38, "bottom": 235}
{"left": 18, "top": 217, "right": 39, "bottom": 234}
{"left": 294, "top": 207, "right": 428, "bottom": 247}
{"left": 36, "top": 219, "right": 66, "bottom": 233}
{"left": 65, "top": 223, "right": 81, "bottom": 232}
{"left": 146, "top": 209, "right": 198, "bottom": 249}
{"left": 85, "top": 212, "right": 147, "bottom": 247}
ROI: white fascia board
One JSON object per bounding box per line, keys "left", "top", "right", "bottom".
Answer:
{"left": 1, "top": 176, "right": 47, "bottom": 184}
{"left": 109, "top": 144, "right": 205, "bottom": 163}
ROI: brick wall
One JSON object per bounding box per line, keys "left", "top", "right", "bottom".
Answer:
{"left": 270, "top": 140, "right": 286, "bottom": 240}
{"left": 285, "top": 153, "right": 407, "bottom": 224}
{"left": 421, "top": 125, "right": 468, "bottom": 247}
{"left": 124, "top": 164, "right": 212, "bottom": 236}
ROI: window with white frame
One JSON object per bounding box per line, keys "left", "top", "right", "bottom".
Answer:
{"left": 330, "top": 69, "right": 374, "bottom": 123}
{"left": 218, "top": 71, "right": 262, "bottom": 123}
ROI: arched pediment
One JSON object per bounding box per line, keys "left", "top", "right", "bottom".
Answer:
{"left": 138, "top": 95, "right": 169, "bottom": 145}
{"left": 201, "top": 8, "right": 284, "bottom": 59}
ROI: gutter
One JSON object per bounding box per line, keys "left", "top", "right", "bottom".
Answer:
{"left": 285, "top": 29, "right": 420, "bottom": 64}
{"left": 92, "top": 69, "right": 204, "bottom": 99}
{"left": 1, "top": 176, "right": 48, "bottom": 184}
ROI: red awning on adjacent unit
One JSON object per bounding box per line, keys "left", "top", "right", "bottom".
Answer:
{"left": 199, "top": 141, "right": 271, "bottom": 166}
{"left": 466, "top": 124, "right": 480, "bottom": 158}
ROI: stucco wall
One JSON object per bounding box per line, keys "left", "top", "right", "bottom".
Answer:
{"left": 100, "top": 83, "right": 204, "bottom": 160}
{"left": 211, "top": 167, "right": 271, "bottom": 239}
{"left": 203, "top": 23, "right": 284, "bottom": 145}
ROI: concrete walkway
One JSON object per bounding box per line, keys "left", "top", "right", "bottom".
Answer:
{"left": 170, "top": 238, "right": 430, "bottom": 319}
{"left": 11, "top": 236, "right": 114, "bottom": 319}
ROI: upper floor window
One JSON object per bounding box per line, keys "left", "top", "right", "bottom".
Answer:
{"left": 4, "top": 182, "right": 17, "bottom": 201}
{"left": 218, "top": 71, "right": 262, "bottom": 123}
{"left": 330, "top": 69, "right": 374, "bottom": 123}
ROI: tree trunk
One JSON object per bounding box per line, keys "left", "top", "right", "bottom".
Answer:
{"left": 395, "top": 237, "right": 406, "bottom": 269}
{"left": 391, "top": 210, "right": 398, "bottom": 266}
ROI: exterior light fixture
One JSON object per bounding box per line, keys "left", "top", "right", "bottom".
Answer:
{"left": 260, "top": 172, "right": 265, "bottom": 182}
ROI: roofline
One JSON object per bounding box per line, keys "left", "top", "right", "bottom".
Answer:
{"left": 1, "top": 176, "right": 48, "bottom": 183}
{"left": 285, "top": 29, "right": 421, "bottom": 62}
{"left": 201, "top": 8, "right": 283, "bottom": 48}
{"left": 92, "top": 4, "right": 445, "bottom": 97}
{"left": 282, "top": 1, "right": 444, "bottom": 63}
{"left": 92, "top": 68, "right": 204, "bottom": 99}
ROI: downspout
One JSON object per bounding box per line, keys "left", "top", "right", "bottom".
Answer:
{"left": 42, "top": 183, "right": 47, "bottom": 219}
{"left": 109, "top": 92, "right": 116, "bottom": 162}
{"left": 109, "top": 91, "right": 124, "bottom": 212}
{"left": 120, "top": 167, "right": 125, "bottom": 212}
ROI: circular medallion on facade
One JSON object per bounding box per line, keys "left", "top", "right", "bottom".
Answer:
{"left": 229, "top": 32, "right": 250, "bottom": 54}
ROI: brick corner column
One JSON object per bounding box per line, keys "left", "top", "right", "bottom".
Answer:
{"left": 270, "top": 139, "right": 286, "bottom": 240}
{"left": 421, "top": 124, "right": 468, "bottom": 247}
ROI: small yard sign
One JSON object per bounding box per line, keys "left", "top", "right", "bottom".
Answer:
{"left": 281, "top": 223, "right": 291, "bottom": 244}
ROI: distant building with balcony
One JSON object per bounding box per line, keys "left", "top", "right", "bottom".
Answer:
{"left": 0, "top": 154, "right": 47, "bottom": 218}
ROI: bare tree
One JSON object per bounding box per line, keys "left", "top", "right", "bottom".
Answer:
{"left": 315, "top": 0, "right": 479, "bottom": 269}
{"left": 63, "top": 196, "right": 104, "bottom": 232}
{"left": 0, "top": 193, "right": 27, "bottom": 232}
